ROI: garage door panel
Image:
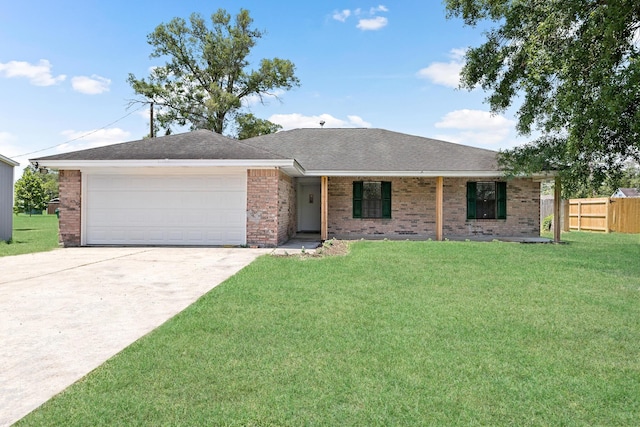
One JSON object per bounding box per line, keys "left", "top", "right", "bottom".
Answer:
{"left": 86, "top": 173, "right": 247, "bottom": 245}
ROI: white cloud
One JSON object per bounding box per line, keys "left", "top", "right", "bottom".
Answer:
{"left": 71, "top": 75, "right": 111, "bottom": 95}
{"left": 56, "top": 128, "right": 131, "bottom": 152}
{"left": 436, "top": 109, "right": 514, "bottom": 130}
{"left": 370, "top": 5, "right": 388, "bottom": 13}
{"left": 346, "top": 115, "right": 372, "bottom": 127}
{"left": 333, "top": 9, "right": 351, "bottom": 22}
{"left": 333, "top": 5, "right": 389, "bottom": 30}
{"left": 0, "top": 59, "right": 66, "bottom": 86}
{"left": 357, "top": 16, "right": 388, "bottom": 31}
{"left": 434, "top": 109, "right": 515, "bottom": 147}
{"left": 417, "top": 48, "right": 466, "bottom": 88}
{"left": 241, "top": 89, "right": 286, "bottom": 107}
{"left": 268, "top": 113, "right": 372, "bottom": 130}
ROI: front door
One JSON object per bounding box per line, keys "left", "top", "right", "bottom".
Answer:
{"left": 298, "top": 183, "right": 321, "bottom": 232}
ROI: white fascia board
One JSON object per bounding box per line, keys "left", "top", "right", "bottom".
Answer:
{"left": 303, "top": 170, "right": 506, "bottom": 177}
{"left": 0, "top": 154, "right": 19, "bottom": 167}
{"left": 37, "top": 158, "right": 301, "bottom": 171}
{"left": 530, "top": 171, "right": 559, "bottom": 180}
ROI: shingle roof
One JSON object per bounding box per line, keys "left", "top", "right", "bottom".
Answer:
{"left": 35, "top": 129, "right": 286, "bottom": 161}
{"left": 34, "top": 128, "right": 500, "bottom": 173}
{"left": 616, "top": 188, "right": 640, "bottom": 197}
{"left": 242, "top": 128, "right": 498, "bottom": 172}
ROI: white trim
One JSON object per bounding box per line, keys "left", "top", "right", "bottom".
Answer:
{"left": 39, "top": 158, "right": 306, "bottom": 178}
{"left": 0, "top": 154, "right": 19, "bottom": 167}
{"left": 304, "top": 170, "right": 505, "bottom": 177}
{"left": 531, "top": 171, "right": 559, "bottom": 180}
{"left": 81, "top": 173, "right": 87, "bottom": 246}
{"left": 37, "top": 158, "right": 297, "bottom": 169}
{"left": 40, "top": 158, "right": 551, "bottom": 180}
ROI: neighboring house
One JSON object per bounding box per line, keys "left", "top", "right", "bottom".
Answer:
{"left": 47, "top": 197, "right": 60, "bottom": 215}
{"left": 33, "top": 128, "right": 545, "bottom": 247}
{"left": 0, "top": 154, "right": 19, "bottom": 242}
{"left": 612, "top": 188, "right": 640, "bottom": 198}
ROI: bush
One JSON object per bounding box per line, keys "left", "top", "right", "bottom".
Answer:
{"left": 542, "top": 214, "right": 553, "bottom": 231}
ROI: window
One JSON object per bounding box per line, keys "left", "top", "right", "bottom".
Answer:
{"left": 353, "top": 181, "right": 391, "bottom": 218}
{"left": 467, "top": 181, "right": 507, "bottom": 220}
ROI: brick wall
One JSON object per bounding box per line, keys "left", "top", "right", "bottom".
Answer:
{"left": 328, "top": 176, "right": 437, "bottom": 238}
{"left": 58, "top": 170, "right": 81, "bottom": 246}
{"left": 277, "top": 171, "right": 296, "bottom": 244}
{"left": 444, "top": 177, "right": 540, "bottom": 237}
{"left": 246, "top": 169, "right": 296, "bottom": 247}
{"left": 327, "top": 176, "right": 540, "bottom": 239}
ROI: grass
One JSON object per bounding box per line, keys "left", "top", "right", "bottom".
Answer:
{"left": 0, "top": 214, "right": 59, "bottom": 257}
{"left": 18, "top": 232, "right": 640, "bottom": 426}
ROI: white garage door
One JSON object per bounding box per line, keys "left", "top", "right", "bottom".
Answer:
{"left": 85, "top": 172, "right": 246, "bottom": 245}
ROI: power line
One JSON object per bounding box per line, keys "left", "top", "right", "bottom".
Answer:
{"left": 14, "top": 104, "right": 147, "bottom": 158}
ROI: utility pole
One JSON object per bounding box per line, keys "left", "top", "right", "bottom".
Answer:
{"left": 149, "top": 101, "right": 154, "bottom": 138}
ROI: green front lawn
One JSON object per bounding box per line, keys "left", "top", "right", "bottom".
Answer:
{"left": 0, "top": 214, "right": 59, "bottom": 257}
{"left": 19, "top": 233, "right": 640, "bottom": 426}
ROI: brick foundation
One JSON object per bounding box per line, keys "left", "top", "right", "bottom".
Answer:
{"left": 327, "top": 176, "right": 540, "bottom": 239}
{"left": 58, "top": 170, "right": 82, "bottom": 246}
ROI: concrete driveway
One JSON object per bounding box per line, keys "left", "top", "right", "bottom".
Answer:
{"left": 0, "top": 247, "right": 270, "bottom": 426}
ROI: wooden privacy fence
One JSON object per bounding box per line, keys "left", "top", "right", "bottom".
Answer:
{"left": 569, "top": 197, "right": 640, "bottom": 233}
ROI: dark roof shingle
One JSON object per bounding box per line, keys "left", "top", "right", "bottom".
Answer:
{"left": 35, "top": 128, "right": 499, "bottom": 172}
{"left": 243, "top": 128, "right": 498, "bottom": 171}
{"left": 36, "top": 130, "right": 286, "bottom": 161}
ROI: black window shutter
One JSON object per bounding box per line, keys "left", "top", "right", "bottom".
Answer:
{"left": 467, "top": 182, "right": 477, "bottom": 220}
{"left": 381, "top": 181, "right": 392, "bottom": 218}
{"left": 353, "top": 181, "right": 363, "bottom": 218}
{"left": 496, "top": 181, "right": 507, "bottom": 219}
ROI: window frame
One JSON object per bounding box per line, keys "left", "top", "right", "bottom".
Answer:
{"left": 353, "top": 181, "right": 391, "bottom": 219}
{"left": 467, "top": 181, "right": 507, "bottom": 220}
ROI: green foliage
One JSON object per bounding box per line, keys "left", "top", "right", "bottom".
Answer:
{"left": 445, "top": 0, "right": 640, "bottom": 194}
{"left": 542, "top": 214, "right": 553, "bottom": 231}
{"left": 128, "top": 9, "right": 300, "bottom": 135}
{"left": 19, "top": 234, "right": 640, "bottom": 426}
{"left": 569, "top": 161, "right": 640, "bottom": 197}
{"left": 235, "top": 113, "right": 282, "bottom": 139}
{"left": 14, "top": 168, "right": 47, "bottom": 215}
{"left": 40, "top": 169, "right": 59, "bottom": 201}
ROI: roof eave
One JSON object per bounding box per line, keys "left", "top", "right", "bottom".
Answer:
{"left": 303, "top": 170, "right": 506, "bottom": 177}
{"left": 0, "top": 154, "right": 19, "bottom": 167}
{"left": 35, "top": 158, "right": 298, "bottom": 169}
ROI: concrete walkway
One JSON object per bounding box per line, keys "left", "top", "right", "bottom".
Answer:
{"left": 0, "top": 247, "right": 270, "bottom": 426}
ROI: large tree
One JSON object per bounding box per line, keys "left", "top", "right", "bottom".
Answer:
{"left": 236, "top": 113, "right": 282, "bottom": 140}
{"left": 128, "top": 9, "right": 299, "bottom": 135}
{"left": 14, "top": 167, "right": 47, "bottom": 215}
{"left": 445, "top": 0, "right": 640, "bottom": 194}
{"left": 41, "top": 169, "right": 59, "bottom": 201}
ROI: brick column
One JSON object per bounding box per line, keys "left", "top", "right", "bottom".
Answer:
{"left": 246, "top": 169, "right": 279, "bottom": 247}
{"left": 58, "top": 170, "right": 81, "bottom": 246}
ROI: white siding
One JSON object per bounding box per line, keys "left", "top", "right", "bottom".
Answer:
{"left": 0, "top": 162, "right": 14, "bottom": 241}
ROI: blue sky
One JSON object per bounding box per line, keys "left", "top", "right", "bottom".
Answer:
{"left": 1, "top": 1, "right": 530, "bottom": 178}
